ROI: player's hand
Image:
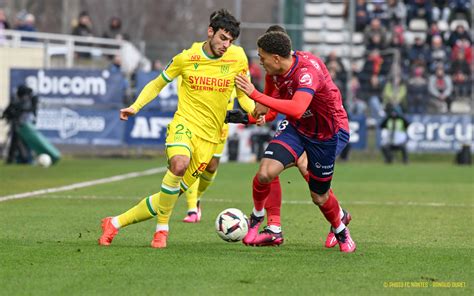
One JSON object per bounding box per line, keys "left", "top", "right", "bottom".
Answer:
{"left": 235, "top": 74, "right": 255, "bottom": 96}
{"left": 252, "top": 102, "right": 268, "bottom": 118}
{"left": 119, "top": 107, "right": 136, "bottom": 121}
{"left": 256, "top": 115, "right": 266, "bottom": 126}
{"left": 225, "top": 109, "right": 249, "bottom": 124}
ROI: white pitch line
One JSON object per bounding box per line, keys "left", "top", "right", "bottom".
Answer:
{"left": 31, "top": 194, "right": 474, "bottom": 208}
{"left": 0, "top": 167, "right": 167, "bottom": 203}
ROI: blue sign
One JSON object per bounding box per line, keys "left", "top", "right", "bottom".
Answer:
{"left": 135, "top": 71, "right": 178, "bottom": 112}
{"left": 10, "top": 69, "right": 125, "bottom": 107}
{"left": 376, "top": 114, "right": 473, "bottom": 152}
{"left": 35, "top": 107, "right": 124, "bottom": 145}
{"left": 349, "top": 115, "right": 367, "bottom": 150}
{"left": 125, "top": 110, "right": 175, "bottom": 145}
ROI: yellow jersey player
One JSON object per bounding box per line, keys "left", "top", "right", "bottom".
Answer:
{"left": 98, "top": 9, "right": 252, "bottom": 248}
{"left": 183, "top": 88, "right": 254, "bottom": 223}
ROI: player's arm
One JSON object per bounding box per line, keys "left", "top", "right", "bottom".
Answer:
{"left": 235, "top": 74, "right": 312, "bottom": 119}
{"left": 120, "top": 54, "right": 183, "bottom": 120}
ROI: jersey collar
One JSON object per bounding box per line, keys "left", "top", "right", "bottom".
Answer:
{"left": 201, "top": 42, "right": 221, "bottom": 60}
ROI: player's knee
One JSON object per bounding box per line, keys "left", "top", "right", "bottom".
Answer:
{"left": 206, "top": 158, "right": 220, "bottom": 173}
{"left": 309, "top": 179, "right": 331, "bottom": 205}
{"left": 169, "top": 157, "right": 189, "bottom": 176}
{"left": 311, "top": 191, "right": 329, "bottom": 206}
{"left": 256, "top": 170, "right": 274, "bottom": 184}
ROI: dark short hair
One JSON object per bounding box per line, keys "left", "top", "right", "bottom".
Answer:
{"left": 257, "top": 32, "right": 292, "bottom": 58}
{"left": 265, "top": 25, "right": 287, "bottom": 34}
{"left": 209, "top": 9, "right": 240, "bottom": 39}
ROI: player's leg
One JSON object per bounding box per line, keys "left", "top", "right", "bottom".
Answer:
{"left": 196, "top": 155, "right": 220, "bottom": 215}
{"left": 183, "top": 179, "right": 200, "bottom": 223}
{"left": 152, "top": 135, "right": 216, "bottom": 248}
{"left": 244, "top": 122, "right": 304, "bottom": 246}
{"left": 305, "top": 130, "right": 356, "bottom": 253}
{"left": 98, "top": 151, "right": 190, "bottom": 246}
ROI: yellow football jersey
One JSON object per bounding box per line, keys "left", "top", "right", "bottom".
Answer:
{"left": 132, "top": 41, "right": 250, "bottom": 143}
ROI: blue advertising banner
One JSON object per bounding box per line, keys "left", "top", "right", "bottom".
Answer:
{"left": 10, "top": 69, "right": 125, "bottom": 107}
{"left": 349, "top": 115, "right": 367, "bottom": 150}
{"left": 124, "top": 110, "right": 175, "bottom": 145}
{"left": 35, "top": 107, "right": 124, "bottom": 145}
{"left": 377, "top": 114, "right": 473, "bottom": 152}
{"left": 135, "top": 71, "right": 178, "bottom": 112}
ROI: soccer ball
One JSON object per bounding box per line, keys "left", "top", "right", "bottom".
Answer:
{"left": 215, "top": 208, "right": 248, "bottom": 242}
{"left": 37, "top": 154, "right": 52, "bottom": 168}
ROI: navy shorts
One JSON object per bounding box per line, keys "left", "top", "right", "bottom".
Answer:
{"left": 263, "top": 120, "right": 350, "bottom": 192}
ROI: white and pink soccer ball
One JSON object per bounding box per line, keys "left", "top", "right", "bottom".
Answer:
{"left": 215, "top": 208, "right": 248, "bottom": 242}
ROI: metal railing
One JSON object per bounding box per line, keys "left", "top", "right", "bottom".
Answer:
{"left": 0, "top": 29, "right": 124, "bottom": 68}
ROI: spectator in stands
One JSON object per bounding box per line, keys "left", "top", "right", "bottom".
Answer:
{"left": 432, "top": 0, "right": 451, "bottom": 22}
{"left": 382, "top": 74, "right": 408, "bottom": 112}
{"left": 103, "top": 16, "right": 127, "bottom": 40}
{"left": 407, "top": 0, "right": 433, "bottom": 26}
{"left": 451, "top": 38, "right": 472, "bottom": 65}
{"left": 407, "top": 66, "right": 429, "bottom": 113}
{"left": 72, "top": 11, "right": 94, "bottom": 37}
{"left": 352, "top": 0, "right": 370, "bottom": 32}
{"left": 72, "top": 11, "right": 94, "bottom": 58}
{"left": 369, "top": 0, "right": 389, "bottom": 27}
{"left": 348, "top": 76, "right": 367, "bottom": 116}
{"left": 451, "top": 50, "right": 471, "bottom": 98}
{"left": 426, "top": 22, "right": 445, "bottom": 45}
{"left": 108, "top": 55, "right": 130, "bottom": 104}
{"left": 447, "top": 24, "right": 471, "bottom": 48}
{"left": 386, "top": 0, "right": 407, "bottom": 29}
{"left": 364, "top": 18, "right": 388, "bottom": 48}
{"left": 0, "top": 8, "right": 10, "bottom": 29}
{"left": 448, "top": 0, "right": 471, "bottom": 24}
{"left": 367, "top": 32, "right": 387, "bottom": 51}
{"left": 361, "top": 49, "right": 385, "bottom": 83}
{"left": 408, "top": 36, "right": 430, "bottom": 67}
{"left": 326, "top": 50, "right": 347, "bottom": 84}
{"left": 380, "top": 104, "right": 410, "bottom": 164}
{"left": 429, "top": 35, "right": 450, "bottom": 72}
{"left": 428, "top": 65, "right": 453, "bottom": 112}
{"left": 365, "top": 74, "right": 385, "bottom": 121}
{"left": 16, "top": 13, "right": 36, "bottom": 41}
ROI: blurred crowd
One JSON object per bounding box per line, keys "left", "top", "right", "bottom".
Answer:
{"left": 335, "top": 0, "right": 472, "bottom": 118}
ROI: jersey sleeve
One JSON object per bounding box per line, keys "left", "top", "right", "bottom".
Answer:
{"left": 235, "top": 49, "right": 255, "bottom": 114}
{"left": 294, "top": 67, "right": 319, "bottom": 96}
{"left": 130, "top": 52, "right": 184, "bottom": 112}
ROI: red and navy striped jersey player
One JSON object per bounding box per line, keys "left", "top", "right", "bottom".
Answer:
{"left": 235, "top": 31, "right": 356, "bottom": 252}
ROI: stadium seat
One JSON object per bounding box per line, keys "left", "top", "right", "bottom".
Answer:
{"left": 450, "top": 19, "right": 470, "bottom": 32}
{"left": 325, "top": 32, "right": 345, "bottom": 44}
{"left": 303, "top": 31, "right": 323, "bottom": 43}
{"left": 325, "top": 18, "right": 345, "bottom": 30}
{"left": 304, "top": 17, "right": 323, "bottom": 30}
{"left": 437, "top": 20, "right": 449, "bottom": 32}
{"left": 409, "top": 18, "right": 428, "bottom": 32}
{"left": 305, "top": 3, "right": 325, "bottom": 16}
{"left": 326, "top": 3, "right": 345, "bottom": 16}
{"left": 351, "top": 32, "right": 364, "bottom": 45}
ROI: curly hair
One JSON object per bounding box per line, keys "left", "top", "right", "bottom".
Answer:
{"left": 257, "top": 32, "right": 292, "bottom": 58}
{"left": 265, "top": 25, "right": 287, "bottom": 34}
{"left": 209, "top": 9, "right": 240, "bottom": 39}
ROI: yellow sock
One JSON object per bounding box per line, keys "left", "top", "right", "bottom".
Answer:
{"left": 185, "top": 179, "right": 199, "bottom": 213}
{"left": 156, "top": 170, "right": 182, "bottom": 225}
{"left": 198, "top": 170, "right": 217, "bottom": 197}
{"left": 117, "top": 193, "right": 160, "bottom": 227}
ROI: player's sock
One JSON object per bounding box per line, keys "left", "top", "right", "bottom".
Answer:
{"left": 185, "top": 179, "right": 199, "bottom": 213}
{"left": 266, "top": 224, "right": 282, "bottom": 233}
{"left": 318, "top": 189, "right": 343, "bottom": 230}
{"left": 116, "top": 192, "right": 160, "bottom": 227}
{"left": 156, "top": 170, "right": 182, "bottom": 225}
{"left": 265, "top": 176, "right": 282, "bottom": 227}
{"left": 198, "top": 170, "right": 217, "bottom": 197}
{"left": 252, "top": 175, "right": 271, "bottom": 211}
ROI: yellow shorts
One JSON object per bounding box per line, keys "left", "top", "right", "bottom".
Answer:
{"left": 165, "top": 116, "right": 217, "bottom": 191}
{"left": 214, "top": 123, "right": 229, "bottom": 158}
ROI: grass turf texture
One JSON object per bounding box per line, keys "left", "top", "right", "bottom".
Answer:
{"left": 0, "top": 158, "right": 472, "bottom": 295}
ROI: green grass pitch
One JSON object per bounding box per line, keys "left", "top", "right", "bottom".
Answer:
{"left": 0, "top": 157, "right": 472, "bottom": 295}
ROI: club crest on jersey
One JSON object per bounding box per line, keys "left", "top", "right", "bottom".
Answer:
{"left": 299, "top": 73, "right": 313, "bottom": 86}
{"left": 221, "top": 65, "right": 230, "bottom": 74}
